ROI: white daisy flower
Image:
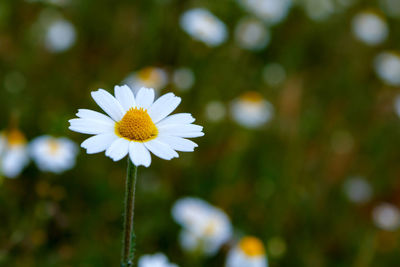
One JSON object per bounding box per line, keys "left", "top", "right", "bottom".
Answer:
{"left": 374, "top": 51, "right": 400, "bottom": 86}
{"left": 180, "top": 8, "right": 228, "bottom": 47}
{"left": 45, "top": 19, "right": 76, "bottom": 53}
{"left": 343, "top": 176, "right": 372, "bottom": 204}
{"left": 352, "top": 11, "right": 388, "bottom": 46}
{"left": 238, "top": 0, "right": 292, "bottom": 25}
{"left": 138, "top": 253, "right": 178, "bottom": 267}
{"left": 231, "top": 91, "right": 274, "bottom": 129}
{"left": 372, "top": 203, "right": 400, "bottom": 231}
{"left": 68, "top": 86, "right": 204, "bottom": 167}
{"left": 235, "top": 18, "right": 270, "bottom": 51}
{"left": 226, "top": 236, "right": 268, "bottom": 267}
{"left": 29, "top": 135, "right": 78, "bottom": 173}
{"left": 172, "top": 197, "right": 232, "bottom": 256}
{"left": 0, "top": 129, "right": 29, "bottom": 178}
{"left": 172, "top": 68, "right": 195, "bottom": 91}
{"left": 123, "top": 67, "right": 168, "bottom": 94}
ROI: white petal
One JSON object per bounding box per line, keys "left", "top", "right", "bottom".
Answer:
{"left": 129, "top": 142, "right": 151, "bottom": 167}
{"left": 135, "top": 87, "right": 155, "bottom": 109}
{"left": 76, "top": 109, "right": 115, "bottom": 124}
{"left": 148, "top": 93, "right": 181, "bottom": 123}
{"left": 172, "top": 132, "right": 205, "bottom": 138}
{"left": 91, "top": 89, "right": 125, "bottom": 121}
{"left": 81, "top": 133, "right": 118, "bottom": 154}
{"left": 158, "top": 124, "right": 203, "bottom": 136}
{"left": 156, "top": 113, "right": 195, "bottom": 127}
{"left": 114, "top": 85, "right": 136, "bottom": 112}
{"left": 144, "top": 139, "right": 178, "bottom": 160}
{"left": 157, "top": 135, "right": 198, "bottom": 152}
{"left": 69, "top": 118, "right": 115, "bottom": 134}
{"left": 105, "top": 138, "right": 130, "bottom": 161}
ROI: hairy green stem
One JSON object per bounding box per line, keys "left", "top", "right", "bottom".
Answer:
{"left": 121, "top": 158, "right": 138, "bottom": 267}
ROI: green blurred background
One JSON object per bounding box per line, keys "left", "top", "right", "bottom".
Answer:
{"left": 1, "top": 0, "right": 400, "bottom": 266}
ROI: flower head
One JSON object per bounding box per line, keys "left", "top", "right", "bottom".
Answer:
{"left": 372, "top": 203, "right": 400, "bottom": 231}
{"left": 124, "top": 67, "right": 168, "bottom": 94}
{"left": 238, "top": 0, "right": 292, "bottom": 25}
{"left": 374, "top": 51, "right": 400, "bottom": 86}
{"left": 352, "top": 11, "right": 388, "bottom": 46}
{"left": 231, "top": 91, "right": 274, "bottom": 129}
{"left": 138, "top": 253, "right": 178, "bottom": 267}
{"left": 69, "top": 86, "right": 204, "bottom": 167}
{"left": 45, "top": 19, "right": 76, "bottom": 53}
{"left": 180, "top": 8, "right": 228, "bottom": 47}
{"left": 172, "top": 197, "right": 232, "bottom": 256}
{"left": 226, "top": 236, "right": 268, "bottom": 267}
{"left": 30, "top": 135, "right": 78, "bottom": 173}
{"left": 0, "top": 129, "right": 29, "bottom": 178}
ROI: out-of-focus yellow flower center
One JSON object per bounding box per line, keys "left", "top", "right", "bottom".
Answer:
{"left": 48, "top": 139, "right": 60, "bottom": 155}
{"left": 6, "top": 129, "right": 26, "bottom": 146}
{"left": 137, "top": 67, "right": 157, "bottom": 83}
{"left": 116, "top": 107, "right": 158, "bottom": 142}
{"left": 239, "top": 237, "right": 265, "bottom": 257}
{"left": 240, "top": 91, "right": 263, "bottom": 103}
{"left": 204, "top": 220, "right": 217, "bottom": 236}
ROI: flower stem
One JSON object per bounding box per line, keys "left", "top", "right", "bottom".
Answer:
{"left": 121, "top": 158, "right": 138, "bottom": 267}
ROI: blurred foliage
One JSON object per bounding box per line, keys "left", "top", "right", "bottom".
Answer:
{"left": 1, "top": 0, "right": 400, "bottom": 266}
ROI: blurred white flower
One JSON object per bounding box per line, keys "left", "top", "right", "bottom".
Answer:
{"left": 372, "top": 203, "right": 400, "bottom": 231}
{"left": 30, "top": 136, "right": 78, "bottom": 173}
{"left": 394, "top": 95, "right": 400, "bottom": 118}
{"left": 226, "top": 236, "right": 268, "bottom": 267}
{"left": 45, "top": 19, "right": 76, "bottom": 53}
{"left": 138, "top": 253, "right": 178, "bottom": 267}
{"left": 0, "top": 129, "right": 29, "bottom": 178}
{"left": 180, "top": 8, "right": 228, "bottom": 47}
{"left": 374, "top": 51, "right": 400, "bottom": 86}
{"left": 352, "top": 11, "right": 388, "bottom": 46}
{"left": 343, "top": 176, "right": 372, "bottom": 204}
{"left": 205, "top": 101, "right": 226, "bottom": 122}
{"left": 238, "top": 0, "right": 292, "bottom": 25}
{"left": 172, "top": 197, "right": 232, "bottom": 256}
{"left": 262, "top": 63, "right": 286, "bottom": 86}
{"left": 69, "top": 86, "right": 203, "bottom": 167}
{"left": 235, "top": 18, "right": 270, "bottom": 51}
{"left": 124, "top": 67, "right": 168, "bottom": 94}
{"left": 172, "top": 68, "right": 195, "bottom": 91}
{"left": 379, "top": 0, "right": 400, "bottom": 18}
{"left": 302, "top": 0, "right": 335, "bottom": 21}
{"left": 231, "top": 91, "right": 274, "bottom": 129}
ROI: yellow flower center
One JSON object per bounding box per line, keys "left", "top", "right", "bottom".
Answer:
{"left": 6, "top": 129, "right": 26, "bottom": 146}
{"left": 115, "top": 107, "right": 158, "bottom": 142}
{"left": 240, "top": 91, "right": 263, "bottom": 103}
{"left": 239, "top": 237, "right": 265, "bottom": 257}
{"left": 204, "top": 220, "right": 217, "bottom": 236}
{"left": 48, "top": 139, "right": 60, "bottom": 155}
{"left": 137, "top": 67, "right": 157, "bottom": 83}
